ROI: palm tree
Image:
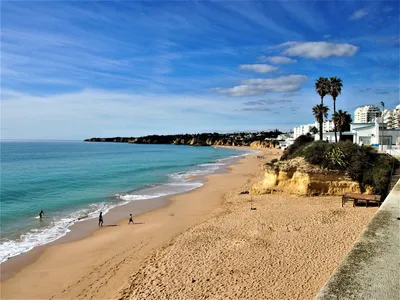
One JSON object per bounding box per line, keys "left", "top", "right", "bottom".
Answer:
{"left": 332, "top": 110, "right": 352, "bottom": 141}
{"left": 312, "top": 104, "right": 330, "bottom": 141}
{"left": 329, "top": 76, "right": 343, "bottom": 142}
{"left": 315, "top": 77, "right": 330, "bottom": 105}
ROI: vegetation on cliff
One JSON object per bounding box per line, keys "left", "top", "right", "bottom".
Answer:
{"left": 84, "top": 131, "right": 282, "bottom": 147}
{"left": 278, "top": 136, "right": 398, "bottom": 198}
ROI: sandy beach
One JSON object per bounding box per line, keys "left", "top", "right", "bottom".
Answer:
{"left": 0, "top": 148, "right": 377, "bottom": 300}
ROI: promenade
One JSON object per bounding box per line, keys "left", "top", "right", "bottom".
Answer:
{"left": 316, "top": 179, "right": 400, "bottom": 299}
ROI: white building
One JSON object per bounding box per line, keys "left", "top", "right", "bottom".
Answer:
{"left": 321, "top": 120, "right": 335, "bottom": 132}
{"left": 277, "top": 133, "right": 293, "bottom": 141}
{"left": 354, "top": 105, "right": 380, "bottom": 123}
{"left": 392, "top": 104, "right": 400, "bottom": 129}
{"left": 315, "top": 119, "right": 400, "bottom": 146}
{"left": 293, "top": 124, "right": 314, "bottom": 139}
{"left": 351, "top": 118, "right": 400, "bottom": 147}
{"left": 293, "top": 120, "right": 335, "bottom": 139}
{"left": 382, "top": 109, "right": 393, "bottom": 128}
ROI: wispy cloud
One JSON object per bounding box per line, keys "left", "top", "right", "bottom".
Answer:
{"left": 242, "top": 107, "right": 272, "bottom": 111}
{"left": 283, "top": 92, "right": 301, "bottom": 98}
{"left": 213, "top": 75, "right": 308, "bottom": 97}
{"left": 244, "top": 99, "right": 292, "bottom": 106}
{"left": 241, "top": 98, "right": 294, "bottom": 112}
{"left": 276, "top": 41, "right": 359, "bottom": 59}
{"left": 349, "top": 8, "right": 368, "bottom": 20}
{"left": 1, "top": 89, "right": 270, "bottom": 139}
{"left": 258, "top": 56, "right": 297, "bottom": 64}
{"left": 238, "top": 64, "right": 278, "bottom": 73}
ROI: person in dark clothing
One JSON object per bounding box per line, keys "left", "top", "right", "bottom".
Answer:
{"left": 98, "top": 212, "right": 103, "bottom": 227}
{"left": 39, "top": 210, "right": 44, "bottom": 219}
{"left": 128, "top": 214, "right": 134, "bottom": 224}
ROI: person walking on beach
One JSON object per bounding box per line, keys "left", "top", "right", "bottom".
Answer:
{"left": 128, "top": 214, "right": 134, "bottom": 224}
{"left": 98, "top": 212, "right": 103, "bottom": 227}
{"left": 39, "top": 210, "right": 44, "bottom": 219}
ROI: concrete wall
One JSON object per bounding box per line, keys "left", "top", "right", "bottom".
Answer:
{"left": 315, "top": 179, "right": 400, "bottom": 300}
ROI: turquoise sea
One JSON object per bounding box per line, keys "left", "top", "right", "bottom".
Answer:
{"left": 0, "top": 141, "right": 251, "bottom": 262}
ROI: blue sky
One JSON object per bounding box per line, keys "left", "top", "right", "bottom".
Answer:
{"left": 1, "top": 0, "right": 399, "bottom": 139}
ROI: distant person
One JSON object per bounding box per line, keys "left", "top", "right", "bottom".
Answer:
{"left": 98, "top": 212, "right": 103, "bottom": 227}
{"left": 128, "top": 214, "right": 134, "bottom": 224}
{"left": 39, "top": 210, "right": 44, "bottom": 219}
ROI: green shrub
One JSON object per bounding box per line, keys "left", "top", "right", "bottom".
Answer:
{"left": 303, "top": 141, "right": 333, "bottom": 166}
{"left": 324, "top": 147, "right": 347, "bottom": 170}
{"left": 370, "top": 155, "right": 397, "bottom": 198}
{"left": 280, "top": 135, "right": 314, "bottom": 161}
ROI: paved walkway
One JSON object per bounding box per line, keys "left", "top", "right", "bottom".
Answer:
{"left": 316, "top": 179, "right": 400, "bottom": 300}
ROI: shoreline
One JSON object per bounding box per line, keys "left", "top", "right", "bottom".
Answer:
{"left": 0, "top": 146, "right": 256, "bottom": 280}
{"left": 1, "top": 147, "right": 267, "bottom": 298}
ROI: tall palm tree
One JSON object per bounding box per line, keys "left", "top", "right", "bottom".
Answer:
{"left": 329, "top": 76, "right": 343, "bottom": 143}
{"left": 332, "top": 110, "right": 352, "bottom": 141}
{"left": 315, "top": 77, "right": 330, "bottom": 105}
{"left": 312, "top": 104, "right": 330, "bottom": 141}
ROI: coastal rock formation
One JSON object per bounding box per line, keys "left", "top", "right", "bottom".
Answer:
{"left": 84, "top": 132, "right": 281, "bottom": 148}
{"left": 250, "top": 140, "right": 276, "bottom": 149}
{"left": 251, "top": 157, "right": 372, "bottom": 196}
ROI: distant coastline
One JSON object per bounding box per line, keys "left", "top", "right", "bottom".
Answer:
{"left": 84, "top": 131, "right": 282, "bottom": 147}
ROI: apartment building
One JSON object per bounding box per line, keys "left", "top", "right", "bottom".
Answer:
{"left": 392, "top": 104, "right": 400, "bottom": 129}
{"left": 354, "top": 105, "right": 381, "bottom": 123}
{"left": 293, "top": 120, "right": 334, "bottom": 139}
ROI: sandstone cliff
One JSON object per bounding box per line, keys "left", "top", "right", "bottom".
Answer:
{"left": 251, "top": 157, "right": 372, "bottom": 196}
{"left": 249, "top": 140, "right": 277, "bottom": 149}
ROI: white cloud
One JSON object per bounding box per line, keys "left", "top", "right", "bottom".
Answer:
{"left": 213, "top": 75, "right": 308, "bottom": 97}
{"left": 212, "top": 86, "right": 266, "bottom": 97}
{"left": 238, "top": 64, "right": 278, "bottom": 73}
{"left": 1, "top": 89, "right": 250, "bottom": 139}
{"left": 323, "top": 34, "right": 331, "bottom": 38}
{"left": 278, "top": 41, "right": 359, "bottom": 59}
{"left": 349, "top": 8, "right": 368, "bottom": 20}
{"left": 258, "top": 56, "right": 297, "bottom": 64}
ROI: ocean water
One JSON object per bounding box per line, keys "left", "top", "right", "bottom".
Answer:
{"left": 0, "top": 141, "right": 252, "bottom": 262}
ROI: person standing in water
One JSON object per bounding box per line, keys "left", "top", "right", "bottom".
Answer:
{"left": 98, "top": 212, "right": 103, "bottom": 227}
{"left": 39, "top": 210, "right": 44, "bottom": 219}
{"left": 128, "top": 214, "right": 134, "bottom": 224}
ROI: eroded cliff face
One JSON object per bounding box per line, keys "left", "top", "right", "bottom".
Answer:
{"left": 251, "top": 157, "right": 372, "bottom": 196}
{"left": 249, "top": 141, "right": 277, "bottom": 149}
{"left": 88, "top": 137, "right": 278, "bottom": 148}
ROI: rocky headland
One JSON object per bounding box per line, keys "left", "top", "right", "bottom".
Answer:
{"left": 84, "top": 132, "right": 281, "bottom": 148}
